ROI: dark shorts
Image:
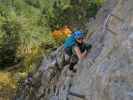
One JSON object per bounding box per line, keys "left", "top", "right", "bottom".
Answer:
{"left": 64, "top": 47, "right": 73, "bottom": 56}
{"left": 64, "top": 48, "right": 78, "bottom": 67}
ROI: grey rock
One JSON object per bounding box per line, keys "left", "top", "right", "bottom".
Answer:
{"left": 15, "top": 0, "right": 133, "bottom": 100}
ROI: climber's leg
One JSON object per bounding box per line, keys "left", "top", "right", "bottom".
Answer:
{"left": 63, "top": 48, "right": 73, "bottom": 66}
{"left": 69, "top": 55, "right": 78, "bottom": 73}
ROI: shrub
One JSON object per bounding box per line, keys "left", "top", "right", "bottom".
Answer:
{"left": 0, "top": 19, "right": 21, "bottom": 69}
{"left": 43, "top": 0, "right": 102, "bottom": 31}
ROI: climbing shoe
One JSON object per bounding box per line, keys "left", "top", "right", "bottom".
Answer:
{"left": 69, "top": 64, "right": 77, "bottom": 73}
{"left": 69, "top": 67, "right": 77, "bottom": 73}
{"left": 72, "top": 68, "right": 77, "bottom": 73}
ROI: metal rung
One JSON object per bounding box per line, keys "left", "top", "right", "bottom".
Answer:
{"left": 106, "top": 27, "right": 118, "bottom": 35}
{"left": 110, "top": 13, "right": 124, "bottom": 22}
{"left": 103, "top": 13, "right": 124, "bottom": 33}
{"left": 69, "top": 91, "right": 85, "bottom": 99}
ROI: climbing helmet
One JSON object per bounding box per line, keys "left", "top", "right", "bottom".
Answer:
{"left": 74, "top": 31, "right": 85, "bottom": 39}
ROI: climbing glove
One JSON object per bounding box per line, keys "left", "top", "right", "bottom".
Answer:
{"left": 86, "top": 44, "right": 92, "bottom": 52}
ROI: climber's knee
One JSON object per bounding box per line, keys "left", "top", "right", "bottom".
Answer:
{"left": 69, "top": 62, "right": 77, "bottom": 73}
{"left": 69, "top": 55, "right": 78, "bottom": 71}
{"left": 70, "top": 55, "right": 78, "bottom": 65}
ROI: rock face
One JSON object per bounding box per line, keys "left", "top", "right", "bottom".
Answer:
{"left": 15, "top": 0, "right": 133, "bottom": 100}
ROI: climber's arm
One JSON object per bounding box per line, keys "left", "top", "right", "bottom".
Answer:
{"left": 74, "top": 47, "right": 87, "bottom": 60}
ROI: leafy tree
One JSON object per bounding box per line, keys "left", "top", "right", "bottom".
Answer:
{"left": 43, "top": 0, "right": 101, "bottom": 30}
{"left": 0, "top": 20, "right": 21, "bottom": 68}
{"left": 0, "top": 0, "right": 104, "bottom": 70}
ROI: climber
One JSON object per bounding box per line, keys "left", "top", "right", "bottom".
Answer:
{"left": 64, "top": 31, "right": 92, "bottom": 73}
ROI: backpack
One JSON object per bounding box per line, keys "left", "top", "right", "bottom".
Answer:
{"left": 64, "top": 35, "right": 76, "bottom": 56}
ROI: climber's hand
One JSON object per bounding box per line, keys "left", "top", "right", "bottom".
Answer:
{"left": 86, "top": 44, "right": 92, "bottom": 52}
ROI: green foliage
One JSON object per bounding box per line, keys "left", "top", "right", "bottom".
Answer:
{"left": 43, "top": 0, "right": 102, "bottom": 30}
{"left": 0, "top": 19, "right": 21, "bottom": 69}
{"left": 0, "top": 0, "right": 104, "bottom": 70}
{"left": 24, "top": 0, "right": 41, "bottom": 8}
{"left": 0, "top": 0, "right": 105, "bottom": 98}
{"left": 0, "top": 0, "right": 56, "bottom": 70}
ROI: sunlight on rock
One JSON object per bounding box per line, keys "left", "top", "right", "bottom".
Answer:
{"left": 0, "top": 72, "right": 16, "bottom": 88}
{"left": 0, "top": 72, "right": 16, "bottom": 100}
